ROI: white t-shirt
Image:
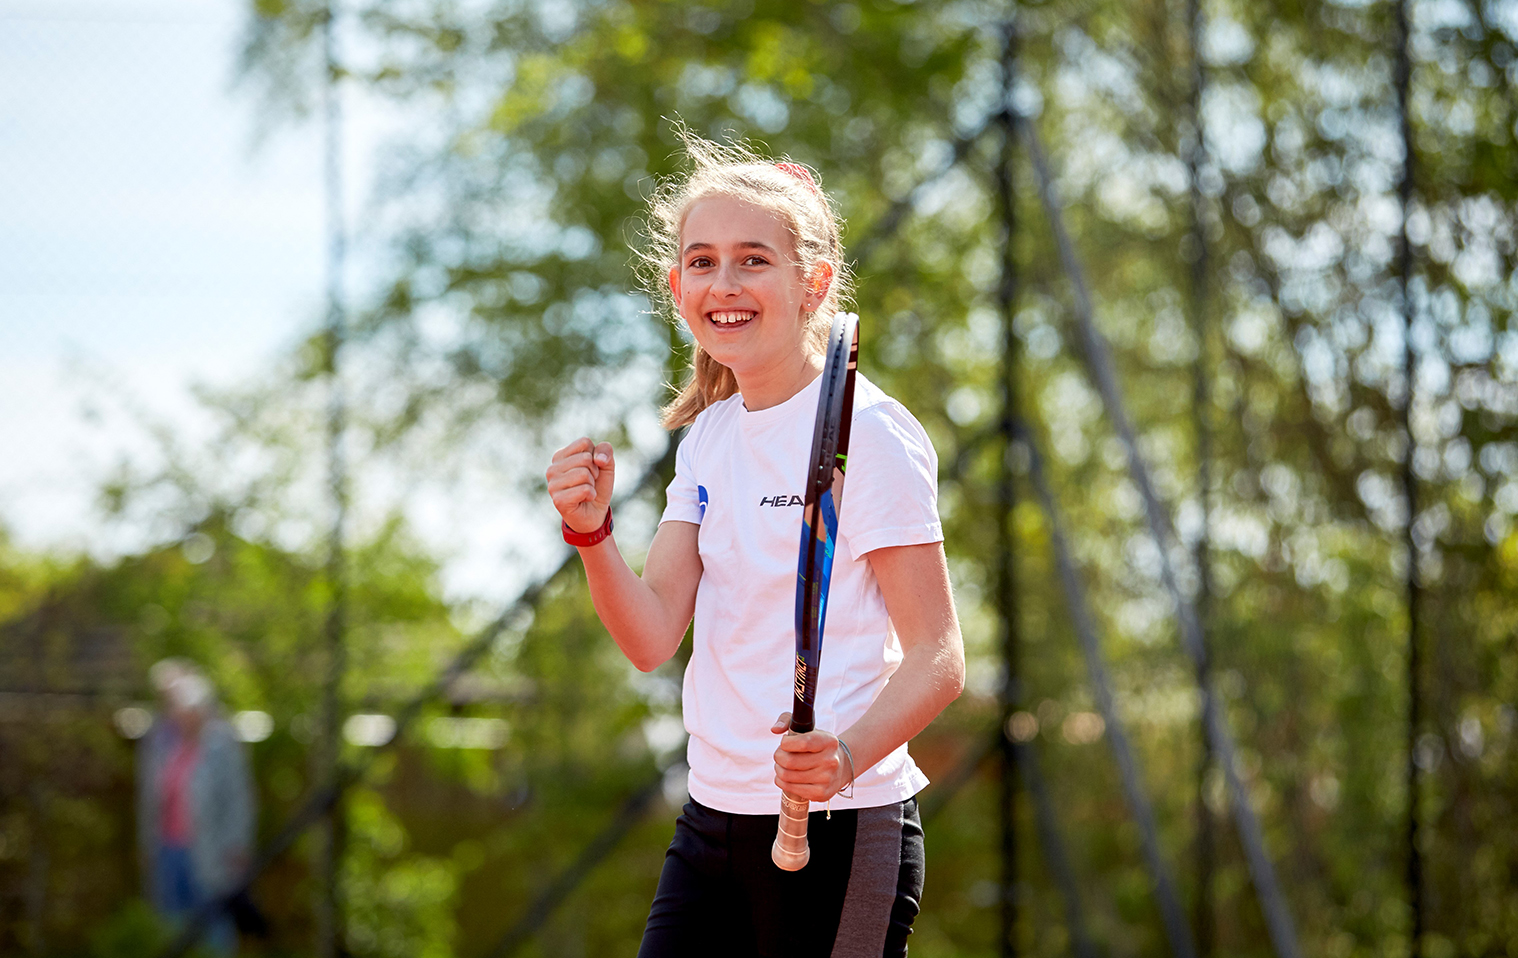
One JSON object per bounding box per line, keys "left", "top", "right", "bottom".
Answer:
{"left": 659, "top": 371, "right": 942, "bottom": 815}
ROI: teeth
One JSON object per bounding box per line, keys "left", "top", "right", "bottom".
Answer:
{"left": 710, "top": 311, "right": 755, "bottom": 325}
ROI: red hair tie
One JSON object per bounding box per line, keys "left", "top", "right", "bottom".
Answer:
{"left": 775, "top": 162, "right": 823, "bottom": 200}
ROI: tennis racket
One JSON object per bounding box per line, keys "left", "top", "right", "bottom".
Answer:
{"left": 772, "top": 310, "right": 860, "bottom": 872}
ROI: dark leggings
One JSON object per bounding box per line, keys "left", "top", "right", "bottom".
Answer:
{"left": 637, "top": 797, "right": 924, "bottom": 958}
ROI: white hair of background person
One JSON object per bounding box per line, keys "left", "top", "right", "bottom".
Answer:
{"left": 149, "top": 657, "right": 195, "bottom": 696}
{"left": 167, "top": 672, "right": 215, "bottom": 714}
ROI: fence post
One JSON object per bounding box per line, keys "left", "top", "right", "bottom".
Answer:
{"left": 1392, "top": 0, "right": 1424, "bottom": 953}
{"left": 312, "top": 3, "right": 350, "bottom": 954}
{"left": 994, "top": 12, "right": 1022, "bottom": 956}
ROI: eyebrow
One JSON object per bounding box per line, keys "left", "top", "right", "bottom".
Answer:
{"left": 682, "top": 241, "right": 780, "bottom": 257}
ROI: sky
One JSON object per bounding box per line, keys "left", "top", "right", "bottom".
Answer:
{"left": 0, "top": 0, "right": 570, "bottom": 601}
{"left": 2, "top": 0, "right": 323, "bottom": 541}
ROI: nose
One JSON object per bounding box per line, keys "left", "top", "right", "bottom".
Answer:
{"left": 712, "top": 261, "right": 742, "bottom": 298}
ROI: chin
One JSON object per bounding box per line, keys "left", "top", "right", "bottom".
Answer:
{"left": 692, "top": 338, "right": 744, "bottom": 369}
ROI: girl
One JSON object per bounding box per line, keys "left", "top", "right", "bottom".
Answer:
{"left": 546, "top": 134, "right": 964, "bottom": 958}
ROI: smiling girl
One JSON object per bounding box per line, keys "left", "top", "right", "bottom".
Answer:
{"left": 546, "top": 133, "right": 964, "bottom": 958}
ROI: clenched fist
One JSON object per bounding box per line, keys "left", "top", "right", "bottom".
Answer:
{"left": 547, "top": 437, "right": 616, "bottom": 536}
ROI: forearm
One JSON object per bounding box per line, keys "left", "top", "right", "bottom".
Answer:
{"left": 838, "top": 637, "right": 964, "bottom": 775}
{"left": 578, "top": 536, "right": 688, "bottom": 672}
{"left": 549, "top": 437, "right": 687, "bottom": 670}
{"left": 773, "top": 545, "right": 962, "bottom": 801}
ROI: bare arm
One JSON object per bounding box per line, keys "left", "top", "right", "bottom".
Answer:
{"left": 772, "top": 540, "right": 964, "bottom": 801}
{"left": 580, "top": 520, "right": 701, "bottom": 671}
{"left": 547, "top": 438, "right": 702, "bottom": 672}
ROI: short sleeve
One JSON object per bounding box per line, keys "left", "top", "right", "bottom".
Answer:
{"left": 838, "top": 400, "right": 942, "bottom": 559}
{"left": 660, "top": 425, "right": 705, "bottom": 526}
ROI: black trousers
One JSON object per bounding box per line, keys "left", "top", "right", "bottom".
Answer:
{"left": 637, "top": 797, "right": 924, "bottom": 958}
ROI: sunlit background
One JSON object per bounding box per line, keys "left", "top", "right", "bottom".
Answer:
{"left": 3, "top": 0, "right": 1516, "bottom": 955}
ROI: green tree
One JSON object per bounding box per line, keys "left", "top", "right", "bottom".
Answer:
{"left": 9, "top": 0, "right": 1506, "bottom": 953}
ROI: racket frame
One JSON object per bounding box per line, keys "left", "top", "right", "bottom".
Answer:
{"left": 772, "top": 311, "right": 859, "bottom": 871}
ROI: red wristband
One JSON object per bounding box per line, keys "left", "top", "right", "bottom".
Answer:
{"left": 562, "top": 507, "right": 613, "bottom": 547}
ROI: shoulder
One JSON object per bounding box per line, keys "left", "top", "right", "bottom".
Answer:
{"left": 850, "top": 375, "right": 937, "bottom": 462}
{"left": 836, "top": 375, "right": 943, "bottom": 553}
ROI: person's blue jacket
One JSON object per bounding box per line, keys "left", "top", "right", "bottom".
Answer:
{"left": 136, "top": 715, "right": 255, "bottom": 899}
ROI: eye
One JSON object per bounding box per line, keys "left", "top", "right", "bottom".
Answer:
{"left": 688, "top": 255, "right": 714, "bottom": 269}
{"left": 742, "top": 254, "right": 770, "bottom": 266}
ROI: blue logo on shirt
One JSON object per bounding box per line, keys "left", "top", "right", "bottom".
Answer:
{"left": 698, "top": 485, "right": 708, "bottom": 522}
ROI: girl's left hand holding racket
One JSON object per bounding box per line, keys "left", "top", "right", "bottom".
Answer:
{"left": 770, "top": 712, "right": 852, "bottom": 802}
{"left": 547, "top": 437, "right": 616, "bottom": 535}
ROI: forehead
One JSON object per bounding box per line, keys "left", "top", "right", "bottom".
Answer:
{"left": 681, "top": 193, "right": 795, "bottom": 252}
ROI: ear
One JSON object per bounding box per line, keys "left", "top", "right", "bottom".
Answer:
{"left": 805, "top": 261, "right": 835, "bottom": 308}
{"left": 668, "top": 265, "right": 682, "bottom": 306}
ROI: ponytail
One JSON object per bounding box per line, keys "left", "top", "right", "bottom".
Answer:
{"left": 661, "top": 343, "right": 740, "bottom": 429}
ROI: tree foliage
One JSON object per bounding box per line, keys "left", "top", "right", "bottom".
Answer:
{"left": 4, "top": 0, "right": 1516, "bottom": 954}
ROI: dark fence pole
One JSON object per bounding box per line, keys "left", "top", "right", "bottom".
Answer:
{"left": 1393, "top": 0, "right": 1424, "bottom": 954}
{"left": 1183, "top": 0, "right": 1216, "bottom": 951}
{"left": 315, "top": 2, "right": 348, "bottom": 955}
{"left": 994, "top": 11, "right": 1022, "bottom": 957}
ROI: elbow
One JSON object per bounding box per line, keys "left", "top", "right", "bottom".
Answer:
{"left": 942, "top": 639, "right": 966, "bottom": 703}
{"left": 945, "top": 663, "right": 966, "bottom": 704}
{"left": 627, "top": 635, "right": 681, "bottom": 673}
{"left": 626, "top": 646, "right": 665, "bottom": 672}
{"left": 904, "top": 631, "right": 966, "bottom": 709}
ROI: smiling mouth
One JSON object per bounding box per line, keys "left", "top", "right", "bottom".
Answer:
{"left": 708, "top": 310, "right": 756, "bottom": 328}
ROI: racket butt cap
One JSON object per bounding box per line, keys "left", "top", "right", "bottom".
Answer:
{"left": 771, "top": 792, "right": 811, "bottom": 870}
{"left": 771, "top": 838, "right": 810, "bottom": 871}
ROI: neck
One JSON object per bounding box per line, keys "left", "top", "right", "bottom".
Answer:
{"left": 734, "top": 347, "right": 822, "bottom": 412}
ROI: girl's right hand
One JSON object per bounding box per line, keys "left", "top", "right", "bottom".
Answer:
{"left": 547, "top": 437, "right": 616, "bottom": 534}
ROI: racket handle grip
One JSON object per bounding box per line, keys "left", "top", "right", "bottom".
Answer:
{"left": 771, "top": 792, "right": 811, "bottom": 871}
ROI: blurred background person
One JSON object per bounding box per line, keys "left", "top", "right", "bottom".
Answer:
{"left": 136, "top": 662, "right": 255, "bottom": 954}
{"left": 136, "top": 656, "right": 192, "bottom": 902}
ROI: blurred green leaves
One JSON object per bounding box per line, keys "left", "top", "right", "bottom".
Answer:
{"left": 222, "top": 0, "right": 1516, "bottom": 951}
{"left": 5, "top": 0, "right": 1518, "bottom": 953}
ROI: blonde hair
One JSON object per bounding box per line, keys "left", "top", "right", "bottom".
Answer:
{"left": 639, "top": 129, "right": 853, "bottom": 430}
